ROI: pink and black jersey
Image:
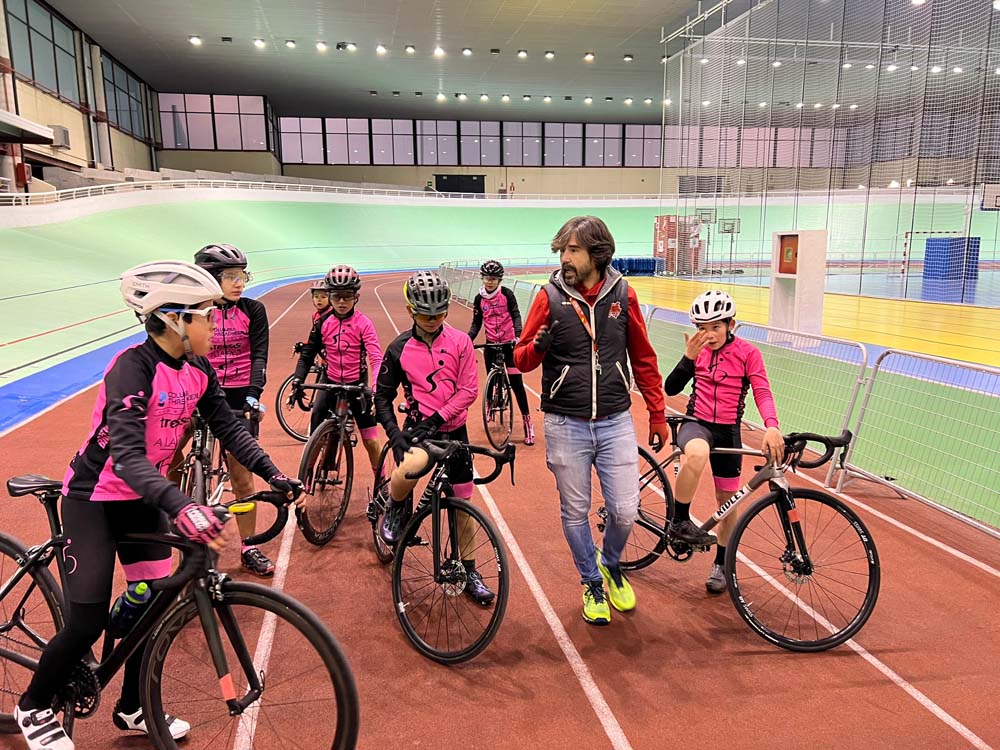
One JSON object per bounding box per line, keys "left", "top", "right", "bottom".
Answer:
{"left": 664, "top": 336, "right": 779, "bottom": 428}
{"left": 467, "top": 286, "right": 522, "bottom": 343}
{"left": 62, "top": 338, "right": 279, "bottom": 516}
{"left": 207, "top": 297, "right": 269, "bottom": 396}
{"left": 375, "top": 324, "right": 478, "bottom": 433}
{"left": 295, "top": 308, "right": 382, "bottom": 385}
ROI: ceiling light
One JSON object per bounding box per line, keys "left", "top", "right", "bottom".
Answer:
{"left": 523, "top": 94, "right": 531, "bottom": 101}
{"left": 415, "top": 91, "right": 423, "bottom": 96}
{"left": 624, "top": 97, "right": 633, "bottom": 105}
{"left": 910, "top": 65, "right": 919, "bottom": 71}
{"left": 995, "top": 0, "right": 1000, "bottom": 9}
{"left": 759, "top": 101, "right": 767, "bottom": 107}
{"left": 931, "top": 65, "right": 942, "bottom": 73}
{"left": 889, "top": 180, "right": 901, "bottom": 188}
{"left": 584, "top": 52, "right": 595, "bottom": 61}
{"left": 545, "top": 51, "right": 555, "bottom": 59}
{"left": 480, "top": 93, "right": 489, "bottom": 101}
{"left": 842, "top": 62, "right": 852, "bottom": 69}
{"left": 857, "top": 184, "right": 866, "bottom": 189}
{"left": 796, "top": 102, "right": 804, "bottom": 108}
{"left": 457, "top": 93, "right": 467, "bottom": 101}
{"left": 346, "top": 42, "right": 356, "bottom": 51}
{"left": 460, "top": 48, "right": 472, "bottom": 57}
{"left": 946, "top": 178, "right": 955, "bottom": 184}
{"left": 995, "top": 68, "right": 1000, "bottom": 74}
{"left": 605, "top": 96, "right": 613, "bottom": 101}
{"left": 434, "top": 46, "right": 445, "bottom": 56}
{"left": 663, "top": 98, "right": 672, "bottom": 105}
{"left": 906, "top": 179, "right": 914, "bottom": 187}
{"left": 316, "top": 41, "right": 328, "bottom": 52}
{"left": 491, "top": 48, "right": 501, "bottom": 55}
{"left": 436, "top": 92, "right": 446, "bottom": 101}
{"left": 736, "top": 59, "right": 746, "bottom": 66}
{"left": 814, "top": 102, "right": 823, "bottom": 108}
{"left": 188, "top": 35, "right": 202, "bottom": 46}
{"left": 865, "top": 63, "right": 875, "bottom": 69}
{"left": 912, "top": 0, "right": 926, "bottom": 4}
{"left": 584, "top": 96, "right": 593, "bottom": 104}
{"left": 953, "top": 66, "right": 963, "bottom": 73}
{"left": 375, "top": 44, "right": 387, "bottom": 55}
{"left": 517, "top": 50, "right": 528, "bottom": 58}
{"left": 850, "top": 104, "right": 858, "bottom": 109}
{"left": 699, "top": 57, "right": 709, "bottom": 64}
{"left": 543, "top": 95, "right": 552, "bottom": 102}
{"left": 887, "top": 64, "right": 898, "bottom": 72}
{"left": 392, "top": 91, "right": 400, "bottom": 97}
{"left": 772, "top": 60, "right": 782, "bottom": 67}
{"left": 221, "top": 36, "right": 232, "bottom": 43}
{"left": 702, "top": 100, "right": 711, "bottom": 106}
{"left": 501, "top": 94, "right": 510, "bottom": 102}
{"left": 369, "top": 90, "right": 377, "bottom": 96}
{"left": 644, "top": 97, "right": 653, "bottom": 104}
{"left": 832, "top": 103, "right": 841, "bottom": 109}
{"left": 405, "top": 44, "right": 416, "bottom": 54}
{"left": 285, "top": 40, "right": 296, "bottom": 48}
{"left": 565, "top": 95, "right": 573, "bottom": 100}
{"left": 253, "top": 38, "right": 266, "bottom": 48}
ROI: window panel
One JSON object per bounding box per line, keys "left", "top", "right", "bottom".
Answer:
{"left": 564, "top": 137, "right": 583, "bottom": 166}
{"left": 604, "top": 124, "right": 621, "bottom": 138}
{"left": 240, "top": 115, "right": 266, "bottom": 150}
{"left": 502, "top": 122, "right": 521, "bottom": 136}
{"left": 545, "top": 122, "right": 563, "bottom": 137}
{"left": 347, "top": 133, "right": 369, "bottom": 163}
{"left": 127, "top": 73, "right": 140, "bottom": 100}
{"left": 238, "top": 95, "right": 264, "bottom": 114}
{"left": 604, "top": 138, "right": 621, "bottom": 166}
{"left": 437, "top": 120, "right": 456, "bottom": 135}
{"left": 481, "top": 121, "right": 500, "bottom": 136}
{"left": 26, "top": 0, "right": 49, "bottom": 35}
{"left": 372, "top": 119, "right": 392, "bottom": 134}
{"left": 160, "top": 111, "right": 178, "bottom": 148}
{"left": 585, "top": 123, "right": 603, "bottom": 137}
{"left": 564, "top": 123, "right": 582, "bottom": 137}
{"left": 625, "top": 138, "right": 643, "bottom": 166}
{"left": 52, "top": 16, "right": 72, "bottom": 51}
{"left": 55, "top": 48, "right": 78, "bottom": 101}
{"left": 105, "top": 81, "right": 118, "bottom": 124}
{"left": 544, "top": 137, "right": 563, "bottom": 165}
{"left": 644, "top": 125, "right": 661, "bottom": 139}
{"left": 480, "top": 134, "right": 501, "bottom": 165}
{"left": 7, "top": 0, "right": 26, "bottom": 20}
{"left": 418, "top": 134, "right": 437, "bottom": 164}
{"left": 625, "top": 124, "right": 644, "bottom": 138}
{"left": 29, "top": 30, "right": 57, "bottom": 90}
{"left": 117, "top": 88, "right": 131, "bottom": 131}
{"left": 8, "top": 17, "right": 32, "bottom": 77}
{"left": 392, "top": 119, "right": 413, "bottom": 134}
{"left": 504, "top": 136, "right": 523, "bottom": 165}
{"left": 326, "top": 134, "right": 349, "bottom": 164}
{"left": 186, "top": 113, "right": 215, "bottom": 149}
{"left": 301, "top": 117, "right": 322, "bottom": 133}
{"left": 113, "top": 62, "right": 128, "bottom": 90}
{"left": 372, "top": 133, "right": 393, "bottom": 164}
{"left": 461, "top": 135, "right": 481, "bottom": 165}
{"left": 393, "top": 134, "right": 414, "bottom": 164}
{"left": 185, "top": 94, "right": 211, "bottom": 112}
{"left": 460, "top": 121, "right": 479, "bottom": 135}
{"left": 643, "top": 138, "right": 660, "bottom": 166}
{"left": 437, "top": 134, "right": 457, "bottom": 164}
{"left": 417, "top": 120, "right": 437, "bottom": 135}
{"left": 215, "top": 113, "right": 242, "bottom": 149}
{"left": 347, "top": 118, "right": 368, "bottom": 134}
{"left": 281, "top": 132, "right": 302, "bottom": 162}
{"left": 133, "top": 99, "right": 145, "bottom": 138}
{"left": 585, "top": 136, "right": 604, "bottom": 166}
{"left": 214, "top": 95, "right": 239, "bottom": 113}
{"left": 302, "top": 132, "right": 325, "bottom": 163}
{"left": 159, "top": 93, "right": 184, "bottom": 111}
{"left": 522, "top": 135, "right": 541, "bottom": 165}
{"left": 326, "top": 118, "right": 347, "bottom": 134}
{"left": 523, "top": 122, "right": 541, "bottom": 137}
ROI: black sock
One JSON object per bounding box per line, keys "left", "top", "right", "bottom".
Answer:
{"left": 673, "top": 501, "right": 691, "bottom": 523}
{"left": 714, "top": 545, "right": 726, "bottom": 566}
{"left": 462, "top": 559, "right": 476, "bottom": 573}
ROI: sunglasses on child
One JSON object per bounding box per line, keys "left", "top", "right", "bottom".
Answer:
{"left": 160, "top": 307, "right": 215, "bottom": 319}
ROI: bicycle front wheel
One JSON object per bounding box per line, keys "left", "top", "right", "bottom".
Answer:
{"left": 275, "top": 371, "right": 317, "bottom": 442}
{"left": 726, "top": 488, "right": 880, "bottom": 652}
{"left": 141, "top": 581, "right": 359, "bottom": 750}
{"left": 297, "top": 419, "right": 354, "bottom": 545}
{"left": 392, "top": 499, "right": 509, "bottom": 664}
{"left": 0, "top": 533, "right": 65, "bottom": 732}
{"left": 482, "top": 368, "right": 514, "bottom": 450}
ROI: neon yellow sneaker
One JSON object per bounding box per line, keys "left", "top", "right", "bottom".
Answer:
{"left": 596, "top": 550, "right": 636, "bottom": 612}
{"left": 582, "top": 582, "right": 611, "bottom": 625}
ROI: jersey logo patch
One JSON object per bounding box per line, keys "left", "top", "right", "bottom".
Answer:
{"left": 608, "top": 301, "right": 623, "bottom": 319}
{"left": 158, "top": 391, "right": 168, "bottom": 407}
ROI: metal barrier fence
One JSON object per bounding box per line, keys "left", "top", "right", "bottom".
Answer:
{"left": 839, "top": 350, "right": 1000, "bottom": 538}
{"left": 452, "top": 267, "right": 1000, "bottom": 535}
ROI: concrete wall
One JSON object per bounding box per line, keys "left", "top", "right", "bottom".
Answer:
{"left": 157, "top": 150, "right": 282, "bottom": 175}
{"left": 16, "top": 82, "right": 90, "bottom": 168}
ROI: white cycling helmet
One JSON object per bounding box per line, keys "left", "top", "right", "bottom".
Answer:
{"left": 121, "top": 261, "right": 223, "bottom": 316}
{"left": 689, "top": 290, "right": 736, "bottom": 323}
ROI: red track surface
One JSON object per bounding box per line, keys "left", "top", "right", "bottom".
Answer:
{"left": 2, "top": 273, "right": 998, "bottom": 750}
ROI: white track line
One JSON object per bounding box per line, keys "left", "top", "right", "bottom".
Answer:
{"left": 374, "top": 279, "right": 635, "bottom": 750}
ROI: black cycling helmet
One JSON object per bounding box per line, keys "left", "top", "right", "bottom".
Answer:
{"left": 404, "top": 271, "right": 451, "bottom": 315}
{"left": 480, "top": 259, "right": 505, "bottom": 278}
{"left": 194, "top": 244, "right": 248, "bottom": 274}
{"left": 325, "top": 264, "right": 362, "bottom": 292}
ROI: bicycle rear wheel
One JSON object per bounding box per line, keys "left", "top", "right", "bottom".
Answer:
{"left": 368, "top": 444, "right": 397, "bottom": 564}
{"left": 589, "top": 447, "right": 672, "bottom": 571}
{"left": 0, "top": 533, "right": 65, "bottom": 733}
{"left": 142, "top": 581, "right": 359, "bottom": 750}
{"left": 297, "top": 419, "right": 354, "bottom": 545}
{"left": 275, "top": 370, "right": 319, "bottom": 442}
{"left": 482, "top": 368, "right": 514, "bottom": 450}
{"left": 726, "top": 488, "right": 880, "bottom": 652}
{"left": 392, "top": 499, "right": 509, "bottom": 664}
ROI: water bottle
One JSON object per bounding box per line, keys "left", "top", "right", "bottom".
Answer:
{"left": 107, "top": 582, "right": 151, "bottom": 638}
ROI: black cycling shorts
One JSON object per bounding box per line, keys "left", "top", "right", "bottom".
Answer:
{"left": 403, "top": 422, "right": 473, "bottom": 486}
{"left": 60, "top": 498, "right": 172, "bottom": 605}
{"left": 223, "top": 386, "right": 260, "bottom": 439}
{"left": 677, "top": 420, "right": 743, "bottom": 480}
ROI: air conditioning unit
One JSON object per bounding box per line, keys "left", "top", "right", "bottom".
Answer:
{"left": 50, "top": 125, "right": 71, "bottom": 149}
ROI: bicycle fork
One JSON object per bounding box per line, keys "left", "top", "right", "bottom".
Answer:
{"left": 192, "top": 581, "right": 262, "bottom": 716}
{"left": 769, "top": 478, "right": 815, "bottom": 578}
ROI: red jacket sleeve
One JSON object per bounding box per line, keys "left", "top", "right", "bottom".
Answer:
{"left": 626, "top": 287, "right": 666, "bottom": 425}
{"left": 512, "top": 290, "right": 550, "bottom": 373}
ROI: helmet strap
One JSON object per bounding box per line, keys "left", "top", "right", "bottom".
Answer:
{"left": 153, "top": 311, "right": 195, "bottom": 359}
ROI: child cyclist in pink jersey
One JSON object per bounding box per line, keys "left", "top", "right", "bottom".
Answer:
{"left": 467, "top": 259, "right": 535, "bottom": 445}
{"left": 14, "top": 261, "right": 301, "bottom": 750}
{"left": 663, "top": 290, "right": 784, "bottom": 594}
{"left": 374, "top": 271, "right": 494, "bottom": 606}
{"left": 292, "top": 265, "right": 384, "bottom": 473}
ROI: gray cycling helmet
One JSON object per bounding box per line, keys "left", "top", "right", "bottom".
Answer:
{"left": 194, "top": 244, "right": 248, "bottom": 274}
{"left": 404, "top": 271, "right": 452, "bottom": 315}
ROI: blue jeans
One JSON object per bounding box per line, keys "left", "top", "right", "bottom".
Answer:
{"left": 544, "top": 409, "right": 640, "bottom": 584}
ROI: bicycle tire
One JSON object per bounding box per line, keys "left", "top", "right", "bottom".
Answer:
{"left": 275, "top": 370, "right": 319, "bottom": 442}
{"left": 725, "top": 488, "right": 880, "bottom": 652}
{"left": 391, "top": 498, "right": 509, "bottom": 664}
{"left": 141, "top": 581, "right": 359, "bottom": 750}
{"left": 179, "top": 453, "right": 205, "bottom": 505}
{"left": 369, "top": 443, "right": 396, "bottom": 564}
{"left": 589, "top": 447, "right": 672, "bottom": 572}
{"left": 0, "top": 533, "right": 66, "bottom": 733}
{"left": 297, "top": 418, "right": 354, "bottom": 545}
{"left": 482, "top": 368, "right": 514, "bottom": 450}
